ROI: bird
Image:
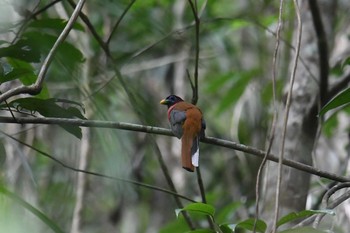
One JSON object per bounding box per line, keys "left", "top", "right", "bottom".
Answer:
{"left": 160, "top": 95, "right": 205, "bottom": 172}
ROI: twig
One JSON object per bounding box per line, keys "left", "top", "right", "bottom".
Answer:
{"left": 312, "top": 183, "right": 350, "bottom": 228}
{"left": 152, "top": 136, "right": 195, "bottom": 230}
{"left": 0, "top": 116, "right": 349, "bottom": 183}
{"left": 327, "top": 71, "right": 350, "bottom": 102}
{"left": 0, "top": 0, "right": 86, "bottom": 103}
{"left": 0, "top": 129, "right": 195, "bottom": 203}
{"left": 272, "top": 1, "right": 302, "bottom": 232}
{"left": 32, "top": 0, "right": 62, "bottom": 18}
{"left": 253, "top": 0, "right": 283, "bottom": 231}
{"left": 308, "top": 0, "right": 329, "bottom": 106}
{"left": 187, "top": 0, "right": 200, "bottom": 105}
{"left": 106, "top": 0, "right": 137, "bottom": 46}
{"left": 196, "top": 166, "right": 215, "bottom": 230}
{"left": 70, "top": 127, "right": 91, "bottom": 233}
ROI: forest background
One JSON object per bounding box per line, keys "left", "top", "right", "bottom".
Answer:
{"left": 1, "top": 0, "right": 350, "bottom": 233}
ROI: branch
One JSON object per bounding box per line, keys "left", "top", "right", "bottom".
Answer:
{"left": 32, "top": 0, "right": 62, "bottom": 18}
{"left": 106, "top": 0, "right": 137, "bottom": 46}
{"left": 308, "top": 0, "right": 329, "bottom": 106}
{"left": 0, "top": 116, "right": 349, "bottom": 183}
{"left": 151, "top": 136, "right": 195, "bottom": 229}
{"left": 0, "top": 0, "right": 86, "bottom": 103}
{"left": 0, "top": 129, "right": 195, "bottom": 203}
{"left": 188, "top": 0, "right": 200, "bottom": 105}
{"left": 273, "top": 1, "right": 302, "bottom": 232}
{"left": 327, "top": 71, "right": 350, "bottom": 102}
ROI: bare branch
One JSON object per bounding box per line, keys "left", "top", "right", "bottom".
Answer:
{"left": 0, "top": 116, "right": 349, "bottom": 183}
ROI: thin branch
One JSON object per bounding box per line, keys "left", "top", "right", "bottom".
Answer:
{"left": 0, "top": 0, "right": 86, "bottom": 103}
{"left": 196, "top": 166, "right": 215, "bottom": 230}
{"left": 0, "top": 129, "right": 195, "bottom": 203}
{"left": 272, "top": 1, "right": 302, "bottom": 232}
{"left": 308, "top": 0, "right": 329, "bottom": 106}
{"left": 70, "top": 127, "right": 90, "bottom": 233}
{"left": 253, "top": 0, "right": 283, "bottom": 231}
{"left": 327, "top": 71, "right": 350, "bottom": 102}
{"left": 106, "top": 0, "right": 137, "bottom": 46}
{"left": 32, "top": 0, "right": 62, "bottom": 18}
{"left": 296, "top": 182, "right": 350, "bottom": 228}
{"left": 188, "top": 0, "right": 200, "bottom": 105}
{"left": 0, "top": 116, "right": 349, "bottom": 183}
{"left": 152, "top": 136, "right": 195, "bottom": 230}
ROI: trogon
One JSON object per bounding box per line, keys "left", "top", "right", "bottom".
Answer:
{"left": 160, "top": 95, "right": 205, "bottom": 172}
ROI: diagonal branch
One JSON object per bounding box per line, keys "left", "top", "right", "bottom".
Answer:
{"left": 0, "top": 129, "right": 195, "bottom": 203}
{"left": 0, "top": 0, "right": 86, "bottom": 104}
{"left": 0, "top": 116, "right": 349, "bottom": 183}
{"left": 106, "top": 0, "right": 137, "bottom": 46}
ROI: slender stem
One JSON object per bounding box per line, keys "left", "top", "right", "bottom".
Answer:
{"left": 272, "top": 1, "right": 302, "bottom": 232}
{"left": 188, "top": 0, "right": 200, "bottom": 104}
{"left": 106, "top": 0, "right": 137, "bottom": 46}
{"left": 0, "top": 129, "right": 195, "bottom": 203}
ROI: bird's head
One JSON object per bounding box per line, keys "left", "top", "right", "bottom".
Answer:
{"left": 160, "top": 95, "right": 184, "bottom": 108}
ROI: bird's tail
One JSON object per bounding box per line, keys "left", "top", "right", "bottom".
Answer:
{"left": 181, "top": 133, "right": 199, "bottom": 172}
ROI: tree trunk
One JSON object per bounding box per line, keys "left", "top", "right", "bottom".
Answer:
{"left": 261, "top": 0, "right": 336, "bottom": 228}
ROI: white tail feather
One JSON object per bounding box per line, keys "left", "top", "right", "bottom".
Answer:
{"left": 192, "top": 148, "right": 199, "bottom": 167}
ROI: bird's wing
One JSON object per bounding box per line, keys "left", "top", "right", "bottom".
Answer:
{"left": 169, "top": 109, "right": 186, "bottom": 139}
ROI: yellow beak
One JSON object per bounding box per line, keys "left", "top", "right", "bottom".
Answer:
{"left": 160, "top": 99, "right": 167, "bottom": 105}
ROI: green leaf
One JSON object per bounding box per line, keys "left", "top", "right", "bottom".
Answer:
{"left": 0, "top": 186, "right": 65, "bottom": 233}
{"left": 22, "top": 31, "right": 85, "bottom": 67}
{"left": 206, "top": 72, "right": 234, "bottom": 93}
{"left": 0, "top": 38, "right": 41, "bottom": 62}
{"left": 0, "top": 67, "right": 35, "bottom": 83}
{"left": 6, "top": 97, "right": 86, "bottom": 139}
{"left": 322, "top": 113, "right": 338, "bottom": 137}
{"left": 341, "top": 56, "right": 350, "bottom": 70}
{"left": 219, "top": 224, "right": 234, "bottom": 233}
{"left": 176, "top": 203, "right": 215, "bottom": 218}
{"left": 235, "top": 218, "right": 267, "bottom": 233}
{"left": 277, "top": 209, "right": 334, "bottom": 227}
{"left": 319, "top": 87, "right": 350, "bottom": 116}
{"left": 5, "top": 58, "right": 50, "bottom": 98}
{"left": 278, "top": 226, "right": 327, "bottom": 233}
{"left": 215, "top": 70, "right": 257, "bottom": 114}
{"left": 159, "top": 214, "right": 190, "bottom": 233}
{"left": 230, "top": 19, "right": 250, "bottom": 31}
{"left": 28, "top": 18, "right": 85, "bottom": 31}
{"left": 216, "top": 202, "right": 242, "bottom": 223}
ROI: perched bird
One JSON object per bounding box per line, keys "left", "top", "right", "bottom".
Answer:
{"left": 160, "top": 95, "right": 205, "bottom": 172}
